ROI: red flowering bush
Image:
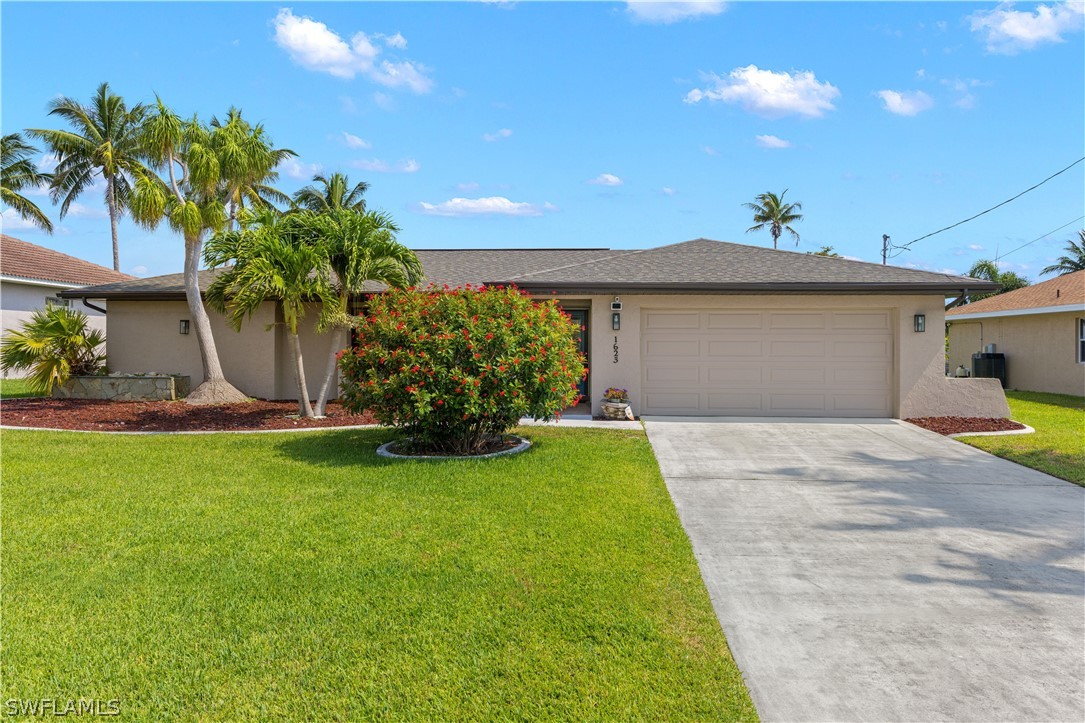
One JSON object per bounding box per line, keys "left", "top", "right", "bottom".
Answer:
{"left": 338, "top": 285, "right": 586, "bottom": 455}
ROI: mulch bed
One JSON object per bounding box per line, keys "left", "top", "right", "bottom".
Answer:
{"left": 905, "top": 416, "right": 1026, "bottom": 436}
{"left": 0, "top": 398, "right": 378, "bottom": 432}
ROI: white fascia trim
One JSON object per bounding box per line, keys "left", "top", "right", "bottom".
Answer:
{"left": 0, "top": 275, "right": 85, "bottom": 290}
{"left": 947, "top": 303, "right": 1085, "bottom": 321}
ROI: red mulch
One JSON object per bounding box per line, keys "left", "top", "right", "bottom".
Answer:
{"left": 0, "top": 398, "right": 378, "bottom": 432}
{"left": 905, "top": 416, "right": 1026, "bottom": 436}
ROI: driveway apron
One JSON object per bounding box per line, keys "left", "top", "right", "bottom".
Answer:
{"left": 644, "top": 417, "right": 1085, "bottom": 722}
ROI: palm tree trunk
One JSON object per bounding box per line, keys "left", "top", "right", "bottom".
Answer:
{"left": 107, "top": 176, "right": 121, "bottom": 271}
{"left": 182, "top": 231, "right": 247, "bottom": 405}
{"left": 313, "top": 325, "right": 348, "bottom": 417}
{"left": 288, "top": 329, "right": 315, "bottom": 417}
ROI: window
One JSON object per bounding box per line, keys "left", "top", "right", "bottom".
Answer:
{"left": 1079, "top": 319, "right": 1085, "bottom": 364}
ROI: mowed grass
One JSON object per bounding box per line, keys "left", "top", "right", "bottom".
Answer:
{"left": 0, "top": 427, "right": 756, "bottom": 721}
{"left": 0, "top": 378, "right": 42, "bottom": 398}
{"left": 959, "top": 390, "right": 1085, "bottom": 485}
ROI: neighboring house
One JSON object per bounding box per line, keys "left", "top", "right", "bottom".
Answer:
{"left": 61, "top": 238, "right": 1005, "bottom": 418}
{"left": 1, "top": 234, "right": 133, "bottom": 378}
{"left": 946, "top": 270, "right": 1085, "bottom": 397}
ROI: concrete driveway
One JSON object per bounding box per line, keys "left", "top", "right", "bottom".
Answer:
{"left": 644, "top": 418, "right": 1085, "bottom": 722}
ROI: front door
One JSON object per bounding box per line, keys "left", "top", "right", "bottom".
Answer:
{"left": 566, "top": 309, "right": 590, "bottom": 402}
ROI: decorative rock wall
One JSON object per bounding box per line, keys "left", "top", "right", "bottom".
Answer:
{"left": 53, "top": 375, "right": 191, "bottom": 402}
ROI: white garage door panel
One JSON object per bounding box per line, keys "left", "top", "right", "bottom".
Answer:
{"left": 641, "top": 309, "right": 893, "bottom": 417}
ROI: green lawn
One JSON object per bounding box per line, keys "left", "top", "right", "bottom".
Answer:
{"left": 0, "top": 426, "right": 756, "bottom": 721}
{"left": 0, "top": 377, "right": 42, "bottom": 398}
{"left": 958, "top": 390, "right": 1085, "bottom": 485}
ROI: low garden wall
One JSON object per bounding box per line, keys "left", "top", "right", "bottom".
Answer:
{"left": 53, "top": 374, "right": 191, "bottom": 402}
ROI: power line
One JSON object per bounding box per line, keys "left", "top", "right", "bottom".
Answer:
{"left": 891, "top": 156, "right": 1085, "bottom": 255}
{"left": 994, "top": 216, "right": 1084, "bottom": 261}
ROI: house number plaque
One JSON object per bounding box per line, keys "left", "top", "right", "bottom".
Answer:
{"left": 613, "top": 336, "right": 619, "bottom": 364}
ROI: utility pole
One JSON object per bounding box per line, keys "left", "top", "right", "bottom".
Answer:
{"left": 881, "top": 234, "right": 890, "bottom": 265}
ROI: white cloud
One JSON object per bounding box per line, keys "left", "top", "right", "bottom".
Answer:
{"left": 916, "top": 68, "right": 926, "bottom": 78}
{"left": 482, "top": 128, "right": 513, "bottom": 142}
{"left": 66, "top": 202, "right": 108, "bottom": 219}
{"left": 279, "top": 158, "right": 323, "bottom": 180}
{"left": 589, "top": 173, "right": 624, "bottom": 186}
{"left": 37, "top": 153, "right": 60, "bottom": 172}
{"left": 685, "top": 65, "right": 840, "bottom": 118}
{"left": 877, "top": 89, "right": 935, "bottom": 116}
{"left": 384, "top": 32, "right": 407, "bottom": 49}
{"left": 626, "top": 1, "right": 727, "bottom": 24}
{"left": 940, "top": 77, "right": 991, "bottom": 109}
{"left": 755, "top": 134, "right": 791, "bottom": 149}
{"left": 417, "top": 196, "right": 552, "bottom": 217}
{"left": 968, "top": 244, "right": 985, "bottom": 251}
{"left": 129, "top": 265, "right": 149, "bottom": 277}
{"left": 661, "top": 186, "right": 676, "bottom": 196}
{"left": 351, "top": 158, "right": 421, "bottom": 173}
{"left": 456, "top": 182, "right": 481, "bottom": 192}
{"left": 340, "top": 132, "right": 371, "bottom": 149}
{"left": 0, "top": 208, "right": 41, "bottom": 231}
{"left": 372, "top": 92, "right": 395, "bottom": 111}
{"left": 272, "top": 8, "right": 433, "bottom": 93}
{"left": 970, "top": 2, "right": 1084, "bottom": 54}
{"left": 701, "top": 145, "right": 720, "bottom": 156}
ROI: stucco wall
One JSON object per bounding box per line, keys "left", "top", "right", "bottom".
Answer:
{"left": 947, "top": 312, "right": 1085, "bottom": 396}
{"left": 2, "top": 279, "right": 107, "bottom": 379}
{"left": 274, "top": 302, "right": 342, "bottom": 400}
{"left": 555, "top": 293, "right": 949, "bottom": 418}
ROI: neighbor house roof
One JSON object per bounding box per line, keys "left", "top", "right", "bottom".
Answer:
{"left": 493, "top": 238, "right": 999, "bottom": 294}
{"left": 946, "top": 269, "right": 1085, "bottom": 320}
{"left": 1, "top": 235, "right": 133, "bottom": 287}
{"left": 59, "top": 239, "right": 998, "bottom": 300}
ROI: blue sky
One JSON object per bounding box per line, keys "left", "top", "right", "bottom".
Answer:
{"left": 2, "top": 1, "right": 1083, "bottom": 281}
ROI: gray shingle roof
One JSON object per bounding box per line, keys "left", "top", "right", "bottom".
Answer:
{"left": 60, "top": 239, "right": 998, "bottom": 299}
{"left": 494, "top": 239, "right": 1000, "bottom": 293}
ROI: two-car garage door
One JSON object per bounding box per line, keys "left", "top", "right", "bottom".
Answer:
{"left": 640, "top": 309, "right": 893, "bottom": 417}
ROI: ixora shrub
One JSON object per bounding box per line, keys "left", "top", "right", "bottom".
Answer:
{"left": 339, "top": 285, "right": 586, "bottom": 456}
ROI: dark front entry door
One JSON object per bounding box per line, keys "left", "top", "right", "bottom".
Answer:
{"left": 566, "top": 309, "right": 589, "bottom": 402}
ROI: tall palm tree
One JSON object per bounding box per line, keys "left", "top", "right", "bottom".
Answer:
{"left": 27, "top": 83, "right": 149, "bottom": 270}
{"left": 744, "top": 189, "right": 804, "bottom": 249}
{"left": 301, "top": 208, "right": 422, "bottom": 416}
{"left": 205, "top": 210, "right": 333, "bottom": 417}
{"left": 292, "top": 172, "right": 369, "bottom": 214}
{"left": 130, "top": 98, "right": 286, "bottom": 404}
{"left": 1040, "top": 231, "right": 1085, "bottom": 277}
{"left": 210, "top": 108, "right": 296, "bottom": 228}
{"left": 1, "top": 133, "right": 54, "bottom": 233}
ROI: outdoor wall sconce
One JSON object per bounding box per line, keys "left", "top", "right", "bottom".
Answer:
{"left": 612, "top": 312, "right": 621, "bottom": 331}
{"left": 611, "top": 296, "right": 622, "bottom": 311}
{"left": 914, "top": 314, "right": 926, "bottom": 333}
{"left": 179, "top": 319, "right": 190, "bottom": 335}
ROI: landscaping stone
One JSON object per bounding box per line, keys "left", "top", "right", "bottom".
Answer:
{"left": 52, "top": 374, "right": 191, "bottom": 402}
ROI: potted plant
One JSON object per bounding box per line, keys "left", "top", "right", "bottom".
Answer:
{"left": 601, "top": 387, "right": 633, "bottom": 420}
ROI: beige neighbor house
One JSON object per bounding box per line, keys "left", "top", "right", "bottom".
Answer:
{"left": 61, "top": 238, "right": 1008, "bottom": 418}
{"left": 1, "top": 235, "right": 133, "bottom": 378}
{"left": 946, "top": 269, "right": 1085, "bottom": 397}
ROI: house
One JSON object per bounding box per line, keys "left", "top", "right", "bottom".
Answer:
{"left": 60, "top": 238, "right": 1008, "bottom": 418}
{"left": 946, "top": 270, "right": 1085, "bottom": 397}
{"left": 1, "top": 235, "right": 133, "bottom": 377}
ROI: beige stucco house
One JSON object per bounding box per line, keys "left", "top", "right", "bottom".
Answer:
{"left": 946, "top": 269, "right": 1085, "bottom": 397}
{"left": 1, "top": 235, "right": 132, "bottom": 378}
{"left": 62, "top": 238, "right": 1009, "bottom": 418}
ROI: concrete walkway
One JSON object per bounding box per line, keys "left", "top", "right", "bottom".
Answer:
{"left": 644, "top": 417, "right": 1085, "bottom": 722}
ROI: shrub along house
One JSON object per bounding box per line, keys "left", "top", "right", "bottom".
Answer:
{"left": 946, "top": 269, "right": 1085, "bottom": 397}
{"left": 60, "top": 238, "right": 1006, "bottom": 418}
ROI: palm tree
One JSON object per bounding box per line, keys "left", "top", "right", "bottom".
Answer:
{"left": 210, "top": 108, "right": 296, "bottom": 228}
{"left": 27, "top": 83, "right": 149, "bottom": 270}
{"left": 292, "top": 172, "right": 369, "bottom": 214}
{"left": 205, "top": 210, "right": 333, "bottom": 417}
{"left": 0, "top": 306, "right": 105, "bottom": 394}
{"left": 301, "top": 208, "right": 422, "bottom": 416}
{"left": 129, "top": 97, "right": 280, "bottom": 404}
{"left": 951, "top": 259, "right": 1031, "bottom": 307}
{"left": 744, "top": 189, "right": 804, "bottom": 249}
{"left": 1040, "top": 231, "right": 1085, "bottom": 276}
{"left": 1, "top": 133, "right": 54, "bottom": 233}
